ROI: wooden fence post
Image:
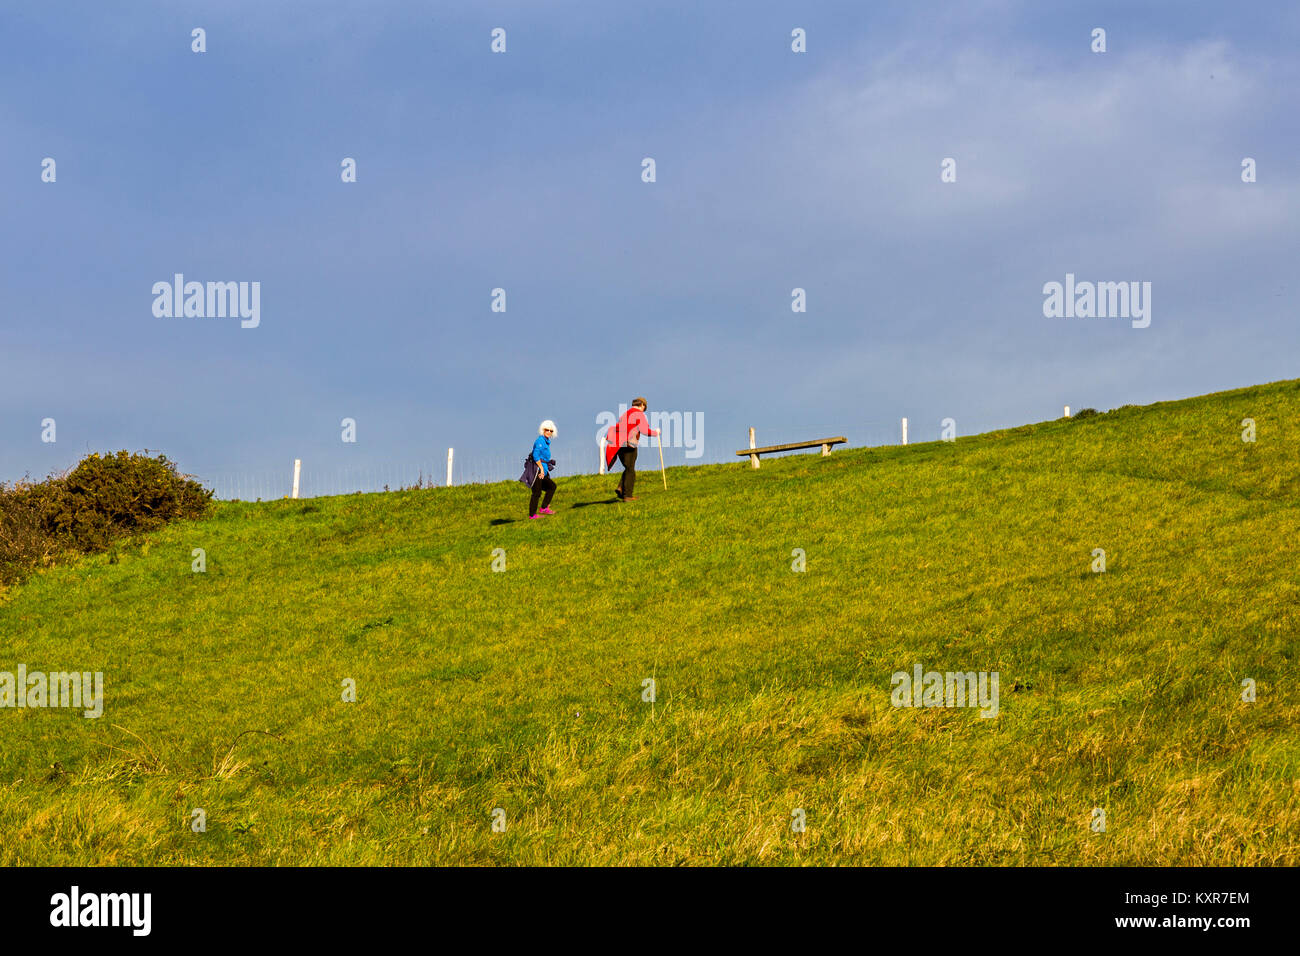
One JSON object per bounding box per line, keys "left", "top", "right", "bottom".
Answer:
{"left": 292, "top": 459, "right": 301, "bottom": 499}
{"left": 901, "top": 418, "right": 909, "bottom": 445}
{"left": 446, "top": 448, "right": 454, "bottom": 488}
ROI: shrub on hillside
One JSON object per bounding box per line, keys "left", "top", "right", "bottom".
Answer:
{"left": 0, "top": 451, "right": 212, "bottom": 587}
{"left": 1072, "top": 408, "right": 1100, "bottom": 419}
{"left": 0, "top": 485, "right": 61, "bottom": 585}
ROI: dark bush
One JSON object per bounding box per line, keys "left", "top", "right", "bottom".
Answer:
{"left": 0, "top": 484, "right": 61, "bottom": 585}
{"left": 1072, "top": 408, "right": 1100, "bottom": 420}
{"left": 0, "top": 451, "right": 212, "bottom": 587}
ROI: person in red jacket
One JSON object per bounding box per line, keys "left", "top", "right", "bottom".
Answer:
{"left": 605, "top": 397, "right": 659, "bottom": 501}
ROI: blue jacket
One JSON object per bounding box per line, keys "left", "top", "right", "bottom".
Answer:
{"left": 531, "top": 435, "right": 552, "bottom": 477}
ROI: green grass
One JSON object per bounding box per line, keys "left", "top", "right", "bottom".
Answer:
{"left": 2, "top": 380, "right": 1298, "bottom": 865}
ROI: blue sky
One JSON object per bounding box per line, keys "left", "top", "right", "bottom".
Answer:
{"left": 3, "top": 1, "right": 1297, "bottom": 496}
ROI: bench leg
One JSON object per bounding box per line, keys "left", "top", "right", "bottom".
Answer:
{"left": 750, "top": 453, "right": 760, "bottom": 469}
{"left": 821, "top": 443, "right": 830, "bottom": 456}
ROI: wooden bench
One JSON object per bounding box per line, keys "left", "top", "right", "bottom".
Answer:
{"left": 735, "top": 432, "right": 847, "bottom": 469}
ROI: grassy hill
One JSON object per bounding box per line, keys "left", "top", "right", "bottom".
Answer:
{"left": 2, "top": 380, "right": 1298, "bottom": 865}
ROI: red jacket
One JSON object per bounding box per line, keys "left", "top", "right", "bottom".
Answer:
{"left": 605, "top": 408, "right": 658, "bottom": 455}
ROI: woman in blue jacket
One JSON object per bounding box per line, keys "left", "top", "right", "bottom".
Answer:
{"left": 528, "top": 420, "right": 557, "bottom": 518}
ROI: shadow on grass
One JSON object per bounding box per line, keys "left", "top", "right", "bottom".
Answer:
{"left": 570, "top": 499, "right": 621, "bottom": 509}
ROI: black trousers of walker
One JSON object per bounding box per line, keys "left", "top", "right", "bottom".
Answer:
{"left": 529, "top": 475, "right": 556, "bottom": 516}
{"left": 616, "top": 446, "right": 638, "bottom": 497}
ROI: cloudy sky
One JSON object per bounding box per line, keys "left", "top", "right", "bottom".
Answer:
{"left": 2, "top": 0, "right": 1297, "bottom": 495}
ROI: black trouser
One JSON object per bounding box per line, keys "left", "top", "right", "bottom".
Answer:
{"left": 529, "top": 475, "right": 556, "bottom": 516}
{"left": 616, "top": 446, "right": 638, "bottom": 496}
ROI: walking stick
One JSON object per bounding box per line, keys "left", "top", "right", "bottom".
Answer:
{"left": 658, "top": 433, "right": 667, "bottom": 490}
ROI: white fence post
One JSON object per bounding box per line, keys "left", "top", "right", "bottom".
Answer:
{"left": 749, "top": 427, "right": 759, "bottom": 469}
{"left": 446, "top": 448, "right": 454, "bottom": 488}
{"left": 599, "top": 438, "right": 607, "bottom": 475}
{"left": 292, "top": 459, "right": 301, "bottom": 499}
{"left": 901, "top": 418, "right": 909, "bottom": 445}
{"left": 1064, "top": 405, "right": 1071, "bottom": 418}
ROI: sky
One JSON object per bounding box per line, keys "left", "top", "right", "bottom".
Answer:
{"left": 2, "top": 0, "right": 1297, "bottom": 497}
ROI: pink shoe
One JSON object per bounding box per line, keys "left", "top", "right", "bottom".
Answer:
{"left": 529, "top": 514, "right": 542, "bottom": 520}
{"left": 539, "top": 507, "right": 555, "bottom": 515}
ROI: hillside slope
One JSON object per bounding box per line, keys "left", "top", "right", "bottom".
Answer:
{"left": 2, "top": 381, "right": 1298, "bottom": 865}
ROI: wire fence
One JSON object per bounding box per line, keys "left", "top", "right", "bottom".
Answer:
{"left": 198, "top": 420, "right": 926, "bottom": 501}
{"left": 203, "top": 458, "right": 514, "bottom": 501}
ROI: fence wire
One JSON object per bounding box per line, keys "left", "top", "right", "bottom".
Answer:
{"left": 198, "top": 422, "right": 921, "bottom": 501}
